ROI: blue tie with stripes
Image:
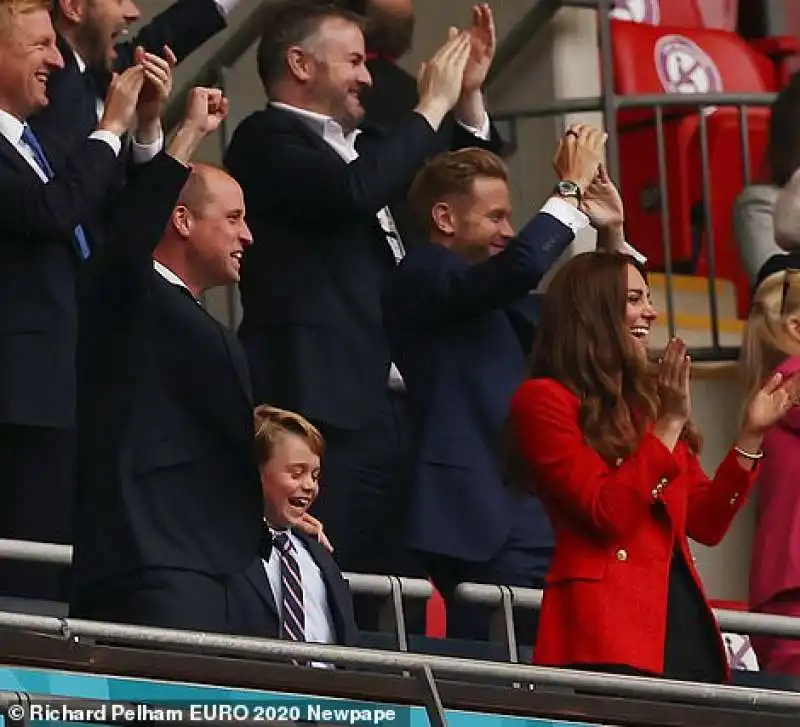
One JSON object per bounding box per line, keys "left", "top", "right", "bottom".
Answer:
{"left": 20, "top": 125, "right": 91, "bottom": 260}
{"left": 272, "top": 530, "right": 305, "bottom": 642}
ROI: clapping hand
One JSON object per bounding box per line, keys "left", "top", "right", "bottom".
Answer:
{"left": 135, "top": 44, "right": 177, "bottom": 133}
{"left": 657, "top": 338, "right": 692, "bottom": 425}
{"left": 744, "top": 371, "right": 800, "bottom": 435}
{"left": 459, "top": 4, "right": 496, "bottom": 95}
{"left": 581, "top": 164, "right": 624, "bottom": 229}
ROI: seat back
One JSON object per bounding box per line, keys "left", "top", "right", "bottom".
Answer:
{"left": 611, "top": 21, "right": 774, "bottom": 103}
{"left": 611, "top": 23, "right": 772, "bottom": 313}
{"left": 610, "top": 0, "right": 703, "bottom": 27}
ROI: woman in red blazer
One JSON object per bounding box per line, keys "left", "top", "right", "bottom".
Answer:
{"left": 509, "top": 251, "right": 800, "bottom": 682}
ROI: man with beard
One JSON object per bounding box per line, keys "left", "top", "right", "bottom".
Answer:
{"left": 31, "top": 0, "right": 244, "bottom": 169}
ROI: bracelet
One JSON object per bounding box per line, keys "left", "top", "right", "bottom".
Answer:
{"left": 734, "top": 445, "right": 764, "bottom": 461}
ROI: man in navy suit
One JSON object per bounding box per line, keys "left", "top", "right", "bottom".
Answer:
{"left": 381, "top": 126, "right": 632, "bottom": 641}
{"left": 0, "top": 0, "right": 151, "bottom": 601}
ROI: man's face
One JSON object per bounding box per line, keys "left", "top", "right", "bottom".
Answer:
{"left": 77, "top": 0, "right": 140, "bottom": 70}
{"left": 438, "top": 177, "right": 515, "bottom": 264}
{"left": 306, "top": 17, "right": 372, "bottom": 131}
{"left": 185, "top": 173, "right": 253, "bottom": 290}
{"left": 0, "top": 9, "right": 63, "bottom": 119}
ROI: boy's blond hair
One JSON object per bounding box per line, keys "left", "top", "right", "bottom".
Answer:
{"left": 253, "top": 404, "right": 325, "bottom": 465}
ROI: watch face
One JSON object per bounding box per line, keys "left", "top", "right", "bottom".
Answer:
{"left": 558, "top": 181, "right": 579, "bottom": 196}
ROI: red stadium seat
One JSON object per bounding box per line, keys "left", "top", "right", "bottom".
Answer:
{"left": 610, "top": 0, "right": 703, "bottom": 27}
{"left": 611, "top": 20, "right": 773, "bottom": 315}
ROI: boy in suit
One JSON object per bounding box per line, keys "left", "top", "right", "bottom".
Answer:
{"left": 239, "top": 405, "right": 359, "bottom": 651}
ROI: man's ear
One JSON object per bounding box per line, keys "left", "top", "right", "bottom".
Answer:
{"left": 57, "top": 0, "right": 86, "bottom": 24}
{"left": 286, "top": 45, "right": 315, "bottom": 83}
{"left": 171, "top": 205, "right": 193, "bottom": 238}
{"left": 431, "top": 201, "right": 456, "bottom": 236}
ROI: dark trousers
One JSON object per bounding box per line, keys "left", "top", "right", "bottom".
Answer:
{"left": 424, "top": 542, "right": 550, "bottom": 646}
{"left": 71, "top": 567, "right": 271, "bottom": 637}
{"left": 312, "top": 391, "right": 426, "bottom": 633}
{"left": 0, "top": 423, "right": 75, "bottom": 601}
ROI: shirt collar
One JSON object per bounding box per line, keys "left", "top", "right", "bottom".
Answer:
{"left": 153, "top": 260, "right": 190, "bottom": 289}
{"left": 0, "top": 109, "right": 25, "bottom": 146}
{"left": 269, "top": 101, "right": 360, "bottom": 143}
{"left": 73, "top": 48, "right": 87, "bottom": 73}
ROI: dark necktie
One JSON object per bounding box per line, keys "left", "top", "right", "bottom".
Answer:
{"left": 21, "top": 125, "right": 91, "bottom": 260}
{"left": 272, "top": 530, "right": 305, "bottom": 642}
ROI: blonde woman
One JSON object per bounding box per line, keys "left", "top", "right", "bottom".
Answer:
{"left": 742, "top": 268, "right": 800, "bottom": 674}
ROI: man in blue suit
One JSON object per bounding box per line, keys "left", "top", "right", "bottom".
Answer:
{"left": 381, "top": 125, "right": 631, "bottom": 641}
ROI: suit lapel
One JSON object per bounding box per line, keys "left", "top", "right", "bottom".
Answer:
{"left": 297, "top": 532, "right": 349, "bottom": 643}
{"left": 216, "top": 326, "right": 253, "bottom": 405}
{"left": 243, "top": 556, "right": 278, "bottom": 617}
{"left": 0, "top": 134, "right": 43, "bottom": 183}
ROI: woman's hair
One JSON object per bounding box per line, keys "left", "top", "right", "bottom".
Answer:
{"left": 741, "top": 269, "right": 800, "bottom": 402}
{"left": 768, "top": 72, "right": 800, "bottom": 187}
{"left": 253, "top": 404, "right": 325, "bottom": 466}
{"left": 531, "top": 251, "right": 701, "bottom": 459}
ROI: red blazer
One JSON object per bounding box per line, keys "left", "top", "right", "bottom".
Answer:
{"left": 509, "top": 378, "right": 758, "bottom": 677}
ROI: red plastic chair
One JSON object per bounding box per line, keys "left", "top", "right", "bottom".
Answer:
{"left": 611, "top": 21, "right": 773, "bottom": 315}
{"left": 610, "top": 0, "right": 800, "bottom": 88}
{"left": 610, "top": 0, "right": 702, "bottom": 27}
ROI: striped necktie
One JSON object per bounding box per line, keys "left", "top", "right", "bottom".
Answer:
{"left": 273, "top": 531, "right": 305, "bottom": 642}
{"left": 20, "top": 125, "right": 91, "bottom": 260}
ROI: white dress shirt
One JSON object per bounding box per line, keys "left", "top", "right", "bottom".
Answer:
{"left": 0, "top": 108, "right": 121, "bottom": 182}
{"left": 270, "top": 101, "right": 491, "bottom": 391}
{"left": 263, "top": 527, "right": 336, "bottom": 668}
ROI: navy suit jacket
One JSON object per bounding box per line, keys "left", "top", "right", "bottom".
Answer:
{"left": 233, "top": 532, "right": 359, "bottom": 647}
{"left": 381, "top": 211, "right": 575, "bottom": 562}
{"left": 225, "top": 106, "right": 503, "bottom": 429}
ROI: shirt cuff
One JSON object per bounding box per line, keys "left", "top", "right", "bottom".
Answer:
{"left": 89, "top": 130, "right": 122, "bottom": 156}
{"left": 456, "top": 112, "right": 491, "bottom": 141}
{"left": 214, "top": 0, "right": 239, "bottom": 17}
{"left": 622, "top": 241, "right": 648, "bottom": 265}
{"left": 540, "top": 197, "right": 590, "bottom": 234}
{"left": 131, "top": 127, "right": 164, "bottom": 164}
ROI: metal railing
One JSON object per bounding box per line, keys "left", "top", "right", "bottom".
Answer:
{"left": 1, "top": 538, "right": 798, "bottom": 662}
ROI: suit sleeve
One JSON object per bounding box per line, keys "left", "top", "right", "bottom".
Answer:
{"left": 113, "top": 0, "right": 226, "bottom": 68}
{"left": 684, "top": 449, "right": 757, "bottom": 546}
{"left": 450, "top": 114, "right": 505, "bottom": 155}
{"left": 0, "top": 138, "right": 118, "bottom": 245}
{"left": 103, "top": 151, "right": 191, "bottom": 267}
{"left": 383, "top": 213, "right": 573, "bottom": 330}
{"left": 509, "top": 379, "right": 682, "bottom": 542}
{"left": 225, "top": 113, "right": 441, "bottom": 225}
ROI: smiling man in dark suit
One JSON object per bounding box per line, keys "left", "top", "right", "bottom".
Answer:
{"left": 224, "top": 1, "right": 502, "bottom": 629}
{"left": 71, "top": 95, "right": 275, "bottom": 633}
{"left": 381, "top": 127, "right": 635, "bottom": 642}
{"left": 0, "top": 0, "right": 150, "bottom": 601}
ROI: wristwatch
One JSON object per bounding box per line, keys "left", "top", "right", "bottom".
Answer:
{"left": 554, "top": 180, "right": 582, "bottom": 203}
